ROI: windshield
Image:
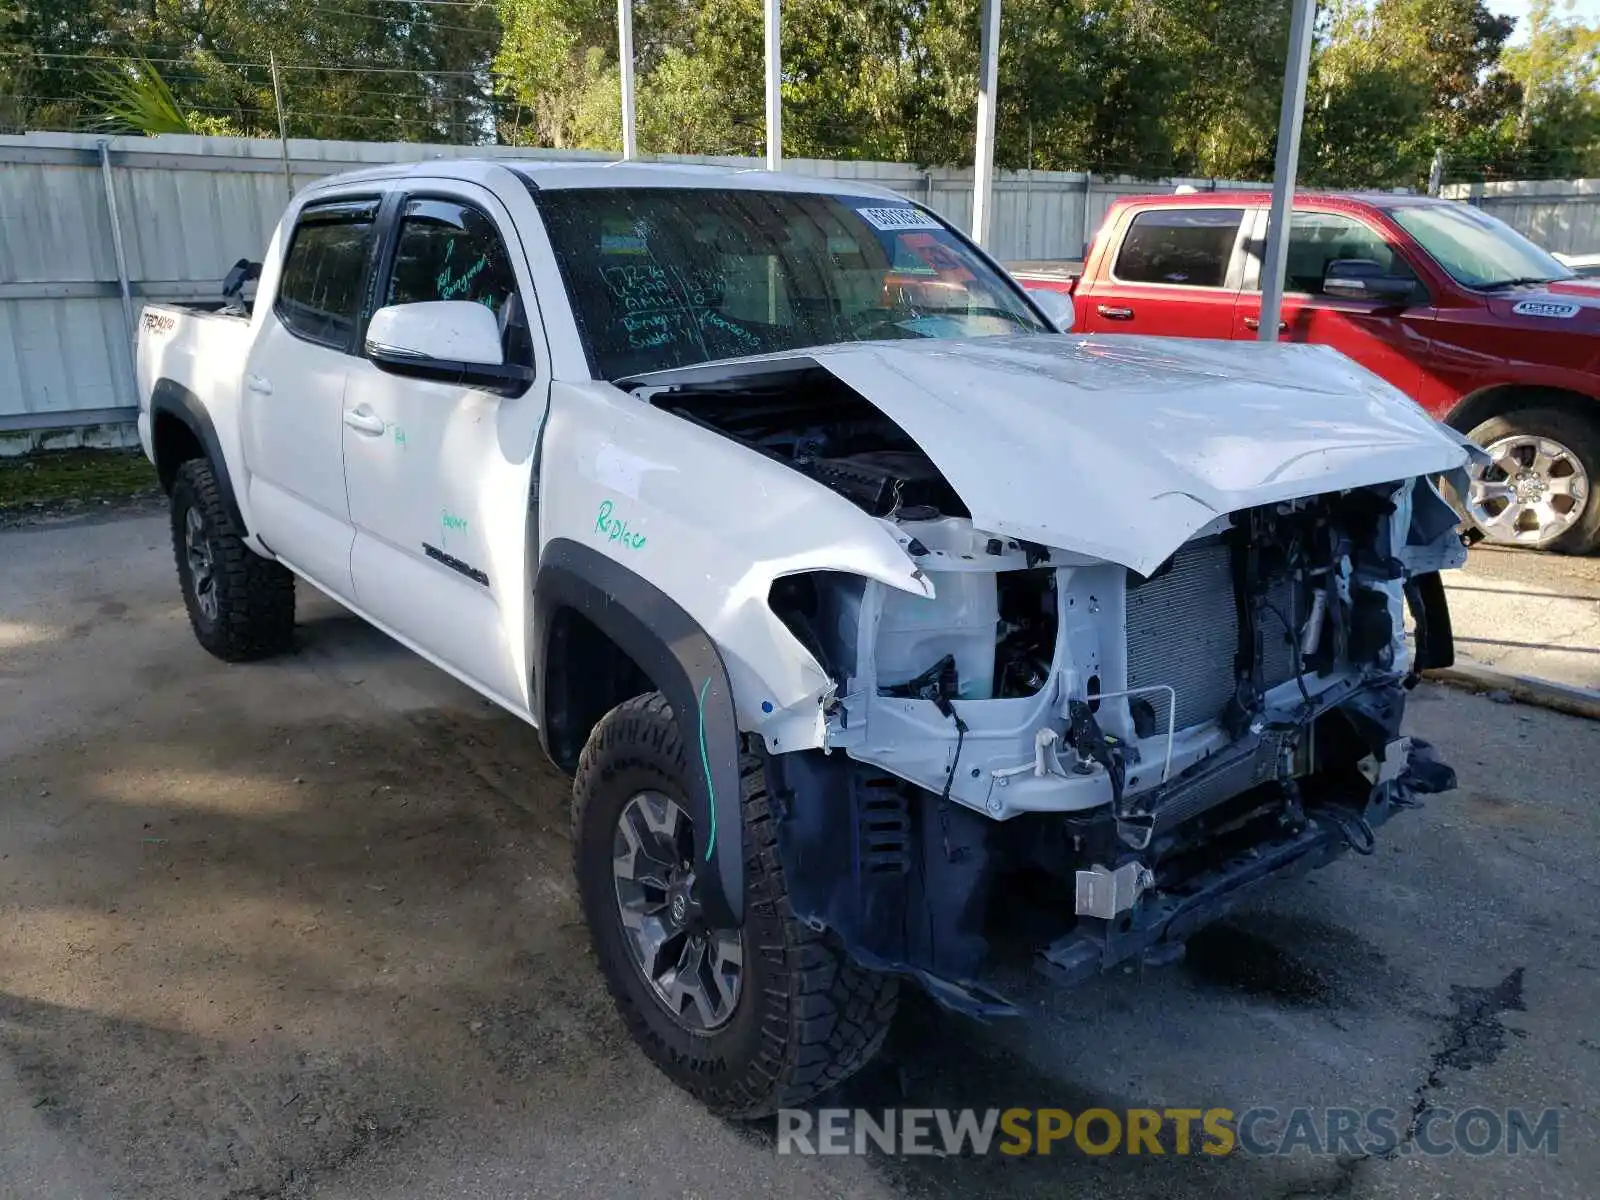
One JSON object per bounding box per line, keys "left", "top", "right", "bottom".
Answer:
{"left": 534, "top": 187, "right": 1049, "bottom": 379}
{"left": 1390, "top": 203, "right": 1574, "bottom": 290}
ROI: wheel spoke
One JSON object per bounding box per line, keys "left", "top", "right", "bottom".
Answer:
{"left": 1531, "top": 499, "right": 1575, "bottom": 534}
{"left": 620, "top": 906, "right": 673, "bottom": 974}
{"left": 1489, "top": 441, "right": 1524, "bottom": 472}
{"left": 616, "top": 801, "right": 678, "bottom": 879}
{"left": 636, "top": 791, "right": 684, "bottom": 840}
{"left": 707, "top": 931, "right": 742, "bottom": 1016}
{"left": 1544, "top": 473, "right": 1587, "bottom": 500}
{"left": 1481, "top": 500, "right": 1525, "bottom": 530}
{"left": 661, "top": 935, "right": 716, "bottom": 1026}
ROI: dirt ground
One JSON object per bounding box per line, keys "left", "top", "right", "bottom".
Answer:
{"left": 2, "top": 512, "right": 1597, "bottom": 1199}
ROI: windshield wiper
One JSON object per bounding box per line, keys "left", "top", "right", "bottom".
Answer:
{"left": 900, "top": 304, "right": 1040, "bottom": 328}
{"left": 1480, "top": 276, "right": 1560, "bottom": 290}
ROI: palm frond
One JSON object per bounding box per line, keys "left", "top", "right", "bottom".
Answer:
{"left": 90, "top": 58, "right": 194, "bottom": 136}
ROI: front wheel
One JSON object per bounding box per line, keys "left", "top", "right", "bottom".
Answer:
{"left": 572, "top": 693, "right": 898, "bottom": 1118}
{"left": 1463, "top": 408, "right": 1599, "bottom": 553}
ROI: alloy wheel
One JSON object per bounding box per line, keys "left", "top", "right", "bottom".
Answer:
{"left": 184, "top": 505, "right": 219, "bottom": 622}
{"left": 611, "top": 790, "right": 742, "bottom": 1031}
{"left": 1465, "top": 433, "right": 1590, "bottom": 547}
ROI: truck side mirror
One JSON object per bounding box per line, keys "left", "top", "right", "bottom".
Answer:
{"left": 365, "top": 301, "right": 533, "bottom": 395}
{"left": 1323, "top": 258, "right": 1416, "bottom": 304}
{"left": 1025, "top": 287, "right": 1076, "bottom": 332}
{"left": 221, "top": 257, "right": 261, "bottom": 299}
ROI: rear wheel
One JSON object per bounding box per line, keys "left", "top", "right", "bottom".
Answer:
{"left": 169, "top": 458, "right": 296, "bottom": 661}
{"left": 572, "top": 693, "right": 898, "bottom": 1118}
{"left": 1463, "top": 408, "right": 1600, "bottom": 554}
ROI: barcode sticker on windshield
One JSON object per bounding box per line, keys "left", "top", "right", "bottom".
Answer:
{"left": 854, "top": 205, "right": 943, "bottom": 232}
{"left": 1512, "top": 299, "right": 1580, "bottom": 319}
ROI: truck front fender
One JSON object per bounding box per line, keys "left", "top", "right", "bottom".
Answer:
{"left": 533, "top": 537, "right": 745, "bottom": 927}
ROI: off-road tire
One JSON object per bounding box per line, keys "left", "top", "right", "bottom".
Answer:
{"left": 1465, "top": 408, "right": 1600, "bottom": 555}
{"left": 572, "top": 692, "right": 899, "bottom": 1118}
{"left": 169, "top": 458, "right": 296, "bottom": 661}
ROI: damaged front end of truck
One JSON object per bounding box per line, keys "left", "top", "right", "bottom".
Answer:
{"left": 627, "top": 335, "right": 1477, "bottom": 1014}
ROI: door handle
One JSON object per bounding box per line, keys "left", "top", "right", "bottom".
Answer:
{"left": 1242, "top": 316, "right": 1288, "bottom": 333}
{"left": 244, "top": 373, "right": 273, "bottom": 395}
{"left": 342, "top": 407, "right": 387, "bottom": 436}
{"left": 1097, "top": 305, "right": 1135, "bottom": 321}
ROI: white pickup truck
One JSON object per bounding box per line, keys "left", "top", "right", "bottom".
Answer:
{"left": 138, "top": 159, "right": 1476, "bottom": 1117}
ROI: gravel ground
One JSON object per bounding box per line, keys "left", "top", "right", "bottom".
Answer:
{"left": 1, "top": 512, "right": 1596, "bottom": 1199}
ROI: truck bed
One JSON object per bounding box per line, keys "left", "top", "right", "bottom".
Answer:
{"left": 135, "top": 302, "right": 257, "bottom": 481}
{"left": 136, "top": 303, "right": 253, "bottom": 395}
{"left": 1005, "top": 259, "right": 1082, "bottom": 292}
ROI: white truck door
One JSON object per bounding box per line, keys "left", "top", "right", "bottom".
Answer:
{"left": 341, "top": 183, "right": 550, "bottom": 711}
{"left": 242, "top": 197, "right": 382, "bottom": 598}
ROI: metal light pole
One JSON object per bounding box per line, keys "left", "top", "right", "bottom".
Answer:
{"left": 971, "top": 0, "right": 1001, "bottom": 247}
{"left": 765, "top": 0, "right": 782, "bottom": 170}
{"left": 1258, "top": 0, "right": 1317, "bottom": 342}
{"left": 618, "top": 0, "right": 638, "bottom": 160}
{"left": 270, "top": 53, "right": 293, "bottom": 198}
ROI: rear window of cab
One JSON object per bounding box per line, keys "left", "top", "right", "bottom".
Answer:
{"left": 1113, "top": 208, "right": 1244, "bottom": 288}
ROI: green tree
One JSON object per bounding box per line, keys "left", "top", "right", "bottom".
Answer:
{"left": 1305, "top": 0, "right": 1521, "bottom": 187}
{"left": 2, "top": 1, "right": 501, "bottom": 141}
{"left": 5, "top": 0, "right": 1593, "bottom": 187}
{"left": 1499, "top": 0, "right": 1600, "bottom": 178}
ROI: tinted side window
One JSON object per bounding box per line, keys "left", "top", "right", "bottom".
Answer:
{"left": 384, "top": 198, "right": 532, "bottom": 365}
{"left": 1284, "top": 212, "right": 1414, "bottom": 295}
{"left": 276, "top": 203, "right": 377, "bottom": 349}
{"left": 1114, "top": 208, "right": 1243, "bottom": 288}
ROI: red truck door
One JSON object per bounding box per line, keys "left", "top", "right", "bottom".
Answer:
{"left": 1232, "top": 207, "right": 1433, "bottom": 396}
{"left": 1076, "top": 205, "right": 1247, "bottom": 338}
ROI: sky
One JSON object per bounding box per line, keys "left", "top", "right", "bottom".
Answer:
{"left": 1491, "top": 0, "right": 1600, "bottom": 43}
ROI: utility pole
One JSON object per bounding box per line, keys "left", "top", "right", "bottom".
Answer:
{"left": 765, "top": 0, "right": 782, "bottom": 171}
{"left": 270, "top": 53, "right": 293, "bottom": 198}
{"left": 971, "top": 0, "right": 1001, "bottom": 247}
{"left": 1258, "top": 0, "right": 1317, "bottom": 342}
{"left": 618, "top": 0, "right": 637, "bottom": 159}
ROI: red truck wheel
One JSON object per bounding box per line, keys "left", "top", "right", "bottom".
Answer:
{"left": 1463, "top": 409, "right": 1599, "bottom": 554}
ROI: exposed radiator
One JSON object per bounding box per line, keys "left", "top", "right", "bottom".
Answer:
{"left": 1124, "top": 538, "right": 1303, "bottom": 735}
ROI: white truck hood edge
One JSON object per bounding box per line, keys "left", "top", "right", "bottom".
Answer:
{"left": 629, "top": 334, "right": 1472, "bottom": 577}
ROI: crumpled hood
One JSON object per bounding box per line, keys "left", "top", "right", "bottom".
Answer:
{"left": 631, "top": 334, "right": 1473, "bottom": 576}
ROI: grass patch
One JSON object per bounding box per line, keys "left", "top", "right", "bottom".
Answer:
{"left": 0, "top": 449, "right": 160, "bottom": 513}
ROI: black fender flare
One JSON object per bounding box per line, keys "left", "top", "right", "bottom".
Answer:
{"left": 149, "top": 378, "right": 247, "bottom": 533}
{"left": 532, "top": 537, "right": 745, "bottom": 927}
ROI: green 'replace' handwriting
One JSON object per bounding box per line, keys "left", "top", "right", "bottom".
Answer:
{"left": 595, "top": 499, "right": 646, "bottom": 550}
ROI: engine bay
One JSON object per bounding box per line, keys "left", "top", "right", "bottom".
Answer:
{"left": 648, "top": 368, "right": 968, "bottom": 521}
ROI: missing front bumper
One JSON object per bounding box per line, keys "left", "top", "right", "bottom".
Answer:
{"left": 1037, "top": 737, "right": 1455, "bottom": 987}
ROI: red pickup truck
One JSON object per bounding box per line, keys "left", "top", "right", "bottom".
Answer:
{"left": 1018, "top": 191, "right": 1600, "bottom": 553}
